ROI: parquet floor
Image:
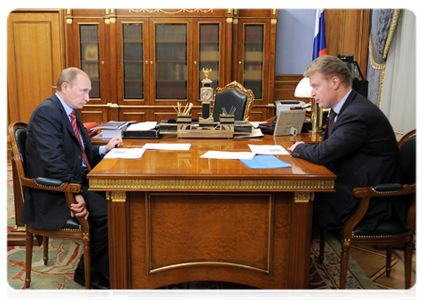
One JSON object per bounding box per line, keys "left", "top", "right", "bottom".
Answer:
{"left": 349, "top": 244, "right": 416, "bottom": 289}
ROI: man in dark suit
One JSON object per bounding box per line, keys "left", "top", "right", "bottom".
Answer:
{"left": 288, "top": 55, "right": 405, "bottom": 232}
{"left": 22, "top": 67, "right": 122, "bottom": 288}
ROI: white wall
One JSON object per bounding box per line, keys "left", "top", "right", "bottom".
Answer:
{"left": 275, "top": 9, "right": 316, "bottom": 75}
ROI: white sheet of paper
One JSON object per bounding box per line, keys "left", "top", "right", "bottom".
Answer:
{"left": 143, "top": 143, "right": 191, "bottom": 151}
{"left": 200, "top": 151, "right": 256, "bottom": 160}
{"left": 104, "top": 148, "right": 146, "bottom": 159}
{"left": 248, "top": 144, "right": 289, "bottom": 155}
{"left": 126, "top": 122, "right": 157, "bottom": 131}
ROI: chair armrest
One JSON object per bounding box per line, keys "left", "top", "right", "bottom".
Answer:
{"left": 343, "top": 183, "right": 416, "bottom": 238}
{"left": 353, "top": 184, "right": 415, "bottom": 198}
{"left": 20, "top": 175, "right": 81, "bottom": 194}
{"left": 34, "top": 177, "right": 64, "bottom": 187}
{"left": 20, "top": 175, "right": 89, "bottom": 232}
{"left": 372, "top": 183, "right": 404, "bottom": 193}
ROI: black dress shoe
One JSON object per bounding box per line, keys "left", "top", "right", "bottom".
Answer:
{"left": 74, "top": 267, "right": 110, "bottom": 289}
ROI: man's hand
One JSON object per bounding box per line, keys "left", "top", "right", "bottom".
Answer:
{"left": 105, "top": 136, "right": 123, "bottom": 152}
{"left": 287, "top": 141, "right": 304, "bottom": 153}
{"left": 71, "top": 194, "right": 89, "bottom": 220}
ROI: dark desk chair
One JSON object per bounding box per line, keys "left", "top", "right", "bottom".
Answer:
{"left": 319, "top": 129, "right": 416, "bottom": 289}
{"left": 8, "top": 122, "right": 91, "bottom": 289}
{"left": 212, "top": 81, "right": 254, "bottom": 122}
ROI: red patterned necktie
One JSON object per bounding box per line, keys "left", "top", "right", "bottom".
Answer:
{"left": 69, "top": 111, "right": 91, "bottom": 171}
{"left": 327, "top": 109, "right": 337, "bottom": 137}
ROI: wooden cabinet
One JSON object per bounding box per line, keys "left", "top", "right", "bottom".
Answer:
{"left": 233, "top": 10, "right": 278, "bottom": 121}
{"left": 64, "top": 9, "right": 277, "bottom": 123}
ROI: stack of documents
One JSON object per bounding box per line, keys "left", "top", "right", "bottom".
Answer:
{"left": 93, "top": 121, "right": 134, "bottom": 138}
{"left": 200, "top": 144, "right": 291, "bottom": 169}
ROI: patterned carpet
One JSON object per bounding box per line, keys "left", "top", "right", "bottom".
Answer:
{"left": 6, "top": 165, "right": 378, "bottom": 290}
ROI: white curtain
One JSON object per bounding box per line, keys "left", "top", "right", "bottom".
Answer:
{"left": 379, "top": 9, "right": 416, "bottom": 134}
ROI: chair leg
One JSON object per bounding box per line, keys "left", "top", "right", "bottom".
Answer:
{"left": 25, "top": 231, "right": 34, "bottom": 288}
{"left": 386, "top": 246, "right": 392, "bottom": 277}
{"left": 43, "top": 236, "right": 49, "bottom": 265}
{"left": 319, "top": 229, "right": 326, "bottom": 264}
{"left": 339, "top": 239, "right": 351, "bottom": 289}
{"left": 83, "top": 239, "right": 91, "bottom": 289}
{"left": 404, "top": 242, "right": 413, "bottom": 289}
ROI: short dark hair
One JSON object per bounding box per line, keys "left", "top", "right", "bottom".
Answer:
{"left": 304, "top": 55, "right": 352, "bottom": 87}
{"left": 56, "top": 67, "right": 88, "bottom": 92}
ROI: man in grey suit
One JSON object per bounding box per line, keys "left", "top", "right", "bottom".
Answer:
{"left": 22, "top": 67, "right": 122, "bottom": 288}
{"left": 288, "top": 55, "right": 406, "bottom": 232}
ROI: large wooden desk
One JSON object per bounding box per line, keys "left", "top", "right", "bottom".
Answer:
{"left": 88, "top": 133, "right": 335, "bottom": 289}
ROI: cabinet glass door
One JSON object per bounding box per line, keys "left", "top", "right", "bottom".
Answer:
{"left": 79, "top": 24, "right": 101, "bottom": 98}
{"left": 243, "top": 24, "right": 264, "bottom": 99}
{"left": 154, "top": 23, "right": 188, "bottom": 100}
{"left": 122, "top": 23, "right": 144, "bottom": 100}
{"left": 198, "top": 23, "right": 220, "bottom": 96}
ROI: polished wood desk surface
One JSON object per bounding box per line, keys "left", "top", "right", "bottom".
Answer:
{"left": 88, "top": 133, "right": 334, "bottom": 188}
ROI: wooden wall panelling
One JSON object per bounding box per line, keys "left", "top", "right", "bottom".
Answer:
{"left": 325, "top": 9, "right": 370, "bottom": 79}
{"left": 274, "top": 75, "right": 304, "bottom": 101}
{"left": 7, "top": 10, "right": 64, "bottom": 125}
{"left": 78, "top": 106, "right": 108, "bottom": 123}
{"left": 118, "top": 108, "right": 147, "bottom": 123}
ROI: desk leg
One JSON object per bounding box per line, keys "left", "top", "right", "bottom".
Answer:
{"left": 107, "top": 191, "right": 129, "bottom": 289}
{"left": 288, "top": 192, "right": 314, "bottom": 288}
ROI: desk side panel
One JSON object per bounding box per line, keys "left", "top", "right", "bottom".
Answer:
{"left": 127, "top": 191, "right": 301, "bottom": 289}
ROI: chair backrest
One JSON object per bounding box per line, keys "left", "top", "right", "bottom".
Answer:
{"left": 8, "top": 122, "right": 28, "bottom": 206}
{"left": 398, "top": 130, "right": 416, "bottom": 185}
{"left": 212, "top": 81, "right": 254, "bottom": 122}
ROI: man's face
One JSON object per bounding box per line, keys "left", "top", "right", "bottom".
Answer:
{"left": 309, "top": 71, "right": 338, "bottom": 109}
{"left": 62, "top": 73, "right": 91, "bottom": 109}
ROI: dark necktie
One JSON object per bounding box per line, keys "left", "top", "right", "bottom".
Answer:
{"left": 327, "top": 109, "right": 337, "bottom": 137}
{"left": 70, "top": 111, "right": 91, "bottom": 171}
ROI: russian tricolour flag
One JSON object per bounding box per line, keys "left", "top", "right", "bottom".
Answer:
{"left": 313, "top": 9, "right": 327, "bottom": 60}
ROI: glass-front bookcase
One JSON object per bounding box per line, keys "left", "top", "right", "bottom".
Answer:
{"left": 243, "top": 24, "right": 264, "bottom": 100}
{"left": 79, "top": 24, "right": 101, "bottom": 98}
{"left": 122, "top": 23, "right": 144, "bottom": 100}
{"left": 198, "top": 23, "right": 220, "bottom": 97}
{"left": 154, "top": 23, "right": 188, "bottom": 100}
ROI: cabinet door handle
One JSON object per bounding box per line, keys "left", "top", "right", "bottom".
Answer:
{"left": 145, "top": 61, "right": 149, "bottom": 64}
{"left": 150, "top": 61, "right": 153, "bottom": 64}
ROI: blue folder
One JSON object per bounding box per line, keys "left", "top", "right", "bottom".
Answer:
{"left": 240, "top": 155, "right": 291, "bottom": 169}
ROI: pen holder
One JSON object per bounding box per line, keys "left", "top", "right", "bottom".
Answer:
{"left": 219, "top": 114, "right": 235, "bottom": 124}
{"left": 177, "top": 115, "right": 192, "bottom": 124}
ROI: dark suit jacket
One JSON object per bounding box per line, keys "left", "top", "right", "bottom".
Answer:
{"left": 21, "top": 94, "right": 103, "bottom": 230}
{"left": 292, "top": 90, "right": 403, "bottom": 231}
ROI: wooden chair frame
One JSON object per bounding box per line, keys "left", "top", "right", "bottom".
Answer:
{"left": 319, "top": 129, "right": 416, "bottom": 289}
{"left": 9, "top": 121, "right": 91, "bottom": 289}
